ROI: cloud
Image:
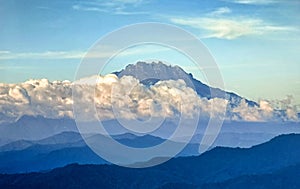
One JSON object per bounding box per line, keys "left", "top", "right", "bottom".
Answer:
{"left": 170, "top": 17, "right": 295, "bottom": 39}
{"left": 0, "top": 51, "right": 85, "bottom": 60}
{"left": 259, "top": 100, "right": 273, "bottom": 113}
{"left": 72, "top": 0, "right": 147, "bottom": 15}
{"left": 0, "top": 51, "right": 10, "bottom": 54}
{"left": 72, "top": 5, "right": 106, "bottom": 12}
{"left": 210, "top": 7, "right": 232, "bottom": 16}
{"left": 286, "top": 107, "right": 298, "bottom": 120}
{"left": 268, "top": 95, "right": 299, "bottom": 121}
{"left": 226, "top": 0, "right": 277, "bottom": 4}
{"left": 0, "top": 46, "right": 169, "bottom": 60}
{"left": 0, "top": 75, "right": 297, "bottom": 123}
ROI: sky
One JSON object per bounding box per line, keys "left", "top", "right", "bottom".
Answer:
{"left": 0, "top": 0, "right": 299, "bottom": 105}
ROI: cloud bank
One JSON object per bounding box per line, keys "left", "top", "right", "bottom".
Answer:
{"left": 0, "top": 74, "right": 297, "bottom": 123}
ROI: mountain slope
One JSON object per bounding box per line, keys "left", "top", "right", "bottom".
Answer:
{"left": 0, "top": 134, "right": 299, "bottom": 188}
{"left": 0, "top": 131, "right": 202, "bottom": 173}
{"left": 0, "top": 131, "right": 83, "bottom": 152}
{"left": 0, "top": 115, "right": 78, "bottom": 142}
{"left": 114, "top": 61, "right": 257, "bottom": 107}
{"left": 201, "top": 163, "right": 300, "bottom": 189}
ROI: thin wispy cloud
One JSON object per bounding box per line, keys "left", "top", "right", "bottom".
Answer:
{"left": 0, "top": 46, "right": 170, "bottom": 60}
{"left": 0, "top": 51, "right": 86, "bottom": 60}
{"left": 170, "top": 17, "right": 295, "bottom": 40}
{"left": 210, "top": 7, "right": 232, "bottom": 16}
{"left": 0, "top": 51, "right": 10, "bottom": 54}
{"left": 72, "top": 0, "right": 147, "bottom": 15}
{"left": 72, "top": 5, "right": 107, "bottom": 13}
{"left": 225, "top": 0, "right": 277, "bottom": 4}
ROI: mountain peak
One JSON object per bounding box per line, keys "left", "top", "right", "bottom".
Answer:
{"left": 115, "top": 61, "right": 257, "bottom": 107}
{"left": 116, "top": 61, "right": 191, "bottom": 85}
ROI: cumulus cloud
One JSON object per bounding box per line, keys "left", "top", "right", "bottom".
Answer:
{"left": 286, "top": 107, "right": 298, "bottom": 121}
{"left": 0, "top": 74, "right": 297, "bottom": 123}
{"left": 268, "top": 95, "right": 299, "bottom": 121}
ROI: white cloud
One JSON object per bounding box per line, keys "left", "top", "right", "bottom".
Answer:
{"left": 286, "top": 107, "right": 298, "bottom": 121}
{"left": 0, "top": 51, "right": 85, "bottom": 60}
{"left": 72, "top": 0, "right": 147, "bottom": 15}
{"left": 0, "top": 74, "right": 297, "bottom": 123}
{"left": 232, "top": 99, "right": 263, "bottom": 121}
{"left": 72, "top": 5, "right": 107, "bottom": 12}
{"left": 170, "top": 17, "right": 295, "bottom": 39}
{"left": 210, "top": 7, "right": 232, "bottom": 16}
{"left": 0, "top": 46, "right": 169, "bottom": 60}
{"left": 231, "top": 99, "right": 276, "bottom": 121}
{"left": 0, "top": 51, "right": 10, "bottom": 54}
{"left": 259, "top": 100, "right": 273, "bottom": 113}
{"left": 227, "top": 0, "right": 277, "bottom": 4}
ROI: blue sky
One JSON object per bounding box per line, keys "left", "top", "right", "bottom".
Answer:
{"left": 0, "top": 0, "right": 299, "bottom": 104}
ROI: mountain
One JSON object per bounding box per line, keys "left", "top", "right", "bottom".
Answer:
{"left": 0, "top": 131, "right": 202, "bottom": 173}
{"left": 0, "top": 134, "right": 299, "bottom": 188}
{"left": 0, "top": 115, "right": 78, "bottom": 142}
{"left": 1, "top": 119, "right": 299, "bottom": 173}
{"left": 114, "top": 61, "right": 257, "bottom": 107}
{"left": 0, "top": 131, "right": 83, "bottom": 152}
{"left": 159, "top": 163, "right": 300, "bottom": 189}
{"left": 0, "top": 131, "right": 97, "bottom": 173}
{"left": 201, "top": 163, "right": 300, "bottom": 189}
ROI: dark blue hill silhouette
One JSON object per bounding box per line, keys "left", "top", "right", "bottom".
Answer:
{"left": 0, "top": 131, "right": 201, "bottom": 173}
{"left": 114, "top": 61, "right": 257, "bottom": 107}
{"left": 0, "top": 134, "right": 299, "bottom": 188}
{"left": 0, "top": 131, "right": 83, "bottom": 152}
{"left": 201, "top": 163, "right": 300, "bottom": 189}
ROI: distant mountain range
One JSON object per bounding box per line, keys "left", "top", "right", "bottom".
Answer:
{"left": 0, "top": 115, "right": 78, "bottom": 143}
{"left": 114, "top": 61, "right": 257, "bottom": 107}
{"left": 0, "top": 131, "right": 202, "bottom": 173}
{"left": 0, "top": 134, "right": 299, "bottom": 189}
{"left": 1, "top": 115, "right": 299, "bottom": 174}
{"left": 201, "top": 163, "right": 300, "bottom": 189}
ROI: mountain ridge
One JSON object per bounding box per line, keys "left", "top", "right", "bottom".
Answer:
{"left": 114, "top": 61, "right": 258, "bottom": 107}
{"left": 0, "top": 134, "right": 299, "bottom": 188}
